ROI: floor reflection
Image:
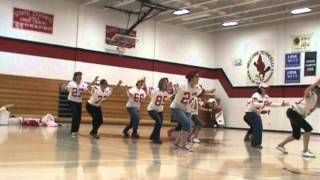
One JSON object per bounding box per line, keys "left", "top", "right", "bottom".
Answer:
{"left": 0, "top": 125, "right": 318, "bottom": 179}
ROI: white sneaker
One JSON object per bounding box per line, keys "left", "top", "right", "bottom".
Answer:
{"left": 188, "top": 135, "right": 194, "bottom": 142}
{"left": 192, "top": 138, "right": 201, "bottom": 143}
{"left": 276, "top": 145, "right": 288, "bottom": 154}
{"left": 71, "top": 132, "right": 78, "bottom": 138}
{"left": 183, "top": 143, "right": 193, "bottom": 152}
{"left": 302, "top": 150, "right": 316, "bottom": 158}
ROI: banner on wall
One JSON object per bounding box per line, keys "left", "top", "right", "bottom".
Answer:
{"left": 285, "top": 69, "right": 300, "bottom": 84}
{"left": 291, "top": 34, "right": 312, "bottom": 52}
{"left": 285, "top": 53, "right": 300, "bottom": 67}
{"left": 247, "top": 50, "right": 274, "bottom": 85}
{"left": 304, "top": 51, "right": 317, "bottom": 76}
{"left": 13, "top": 7, "right": 54, "bottom": 34}
{"left": 105, "top": 25, "right": 136, "bottom": 48}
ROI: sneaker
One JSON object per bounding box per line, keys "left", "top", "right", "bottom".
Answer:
{"left": 131, "top": 133, "right": 140, "bottom": 139}
{"left": 302, "top": 150, "right": 316, "bottom": 158}
{"left": 182, "top": 143, "right": 193, "bottom": 152}
{"left": 90, "top": 132, "right": 100, "bottom": 139}
{"left": 251, "top": 145, "right": 263, "bottom": 149}
{"left": 192, "top": 138, "right": 201, "bottom": 143}
{"left": 276, "top": 145, "right": 288, "bottom": 154}
{"left": 152, "top": 140, "right": 162, "bottom": 144}
{"left": 123, "top": 130, "right": 129, "bottom": 138}
{"left": 71, "top": 132, "right": 78, "bottom": 138}
{"left": 189, "top": 134, "right": 194, "bottom": 142}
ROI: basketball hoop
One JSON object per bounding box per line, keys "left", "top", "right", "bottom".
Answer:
{"left": 110, "top": 34, "right": 140, "bottom": 48}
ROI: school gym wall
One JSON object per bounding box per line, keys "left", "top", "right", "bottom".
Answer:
{"left": 0, "top": 0, "right": 215, "bottom": 126}
{"left": 213, "top": 15, "right": 320, "bottom": 133}
{"left": 1, "top": 0, "right": 320, "bottom": 132}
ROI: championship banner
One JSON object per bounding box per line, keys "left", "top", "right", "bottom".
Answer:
{"left": 105, "top": 25, "right": 136, "bottom": 48}
{"left": 13, "top": 7, "right": 54, "bottom": 34}
{"left": 285, "top": 53, "right": 300, "bottom": 67}
{"left": 304, "top": 51, "right": 317, "bottom": 76}
{"left": 285, "top": 69, "right": 300, "bottom": 84}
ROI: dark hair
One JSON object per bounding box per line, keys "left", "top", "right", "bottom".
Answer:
{"left": 100, "top": 79, "right": 108, "bottom": 86}
{"left": 186, "top": 70, "right": 199, "bottom": 82}
{"left": 72, "top": 71, "right": 82, "bottom": 81}
{"left": 136, "top": 80, "right": 144, "bottom": 86}
{"left": 256, "top": 87, "right": 262, "bottom": 95}
{"left": 158, "top": 78, "right": 168, "bottom": 91}
{"left": 197, "top": 89, "right": 205, "bottom": 97}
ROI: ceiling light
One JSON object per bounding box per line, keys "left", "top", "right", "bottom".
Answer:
{"left": 222, "top": 21, "right": 238, "bottom": 27}
{"left": 173, "top": 9, "right": 190, "bottom": 16}
{"left": 291, "top": 7, "right": 311, "bottom": 15}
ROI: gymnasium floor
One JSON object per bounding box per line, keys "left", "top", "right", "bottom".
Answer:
{"left": 0, "top": 125, "right": 319, "bottom": 180}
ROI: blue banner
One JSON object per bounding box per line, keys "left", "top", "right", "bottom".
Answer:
{"left": 285, "top": 69, "right": 300, "bottom": 84}
{"left": 285, "top": 53, "right": 300, "bottom": 67}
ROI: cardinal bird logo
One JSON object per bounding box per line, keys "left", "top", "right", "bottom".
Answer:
{"left": 247, "top": 51, "right": 274, "bottom": 84}
{"left": 254, "top": 54, "right": 271, "bottom": 79}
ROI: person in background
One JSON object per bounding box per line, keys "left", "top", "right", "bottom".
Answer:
{"left": 123, "top": 77, "right": 147, "bottom": 139}
{"left": 276, "top": 85, "right": 320, "bottom": 158}
{"left": 147, "top": 78, "right": 173, "bottom": 144}
{"left": 86, "top": 79, "right": 122, "bottom": 139}
{"left": 61, "top": 72, "right": 98, "bottom": 137}
{"left": 189, "top": 91, "right": 215, "bottom": 143}
{"left": 243, "top": 83, "right": 288, "bottom": 149}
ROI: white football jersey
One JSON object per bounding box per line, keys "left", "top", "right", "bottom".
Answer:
{"left": 126, "top": 86, "right": 146, "bottom": 109}
{"left": 67, "top": 81, "right": 89, "bottom": 103}
{"left": 147, "top": 87, "right": 170, "bottom": 112}
{"left": 88, "top": 86, "right": 113, "bottom": 107}
{"left": 246, "top": 92, "right": 271, "bottom": 114}
{"left": 190, "top": 98, "right": 205, "bottom": 115}
{"left": 170, "top": 83, "right": 203, "bottom": 112}
{"left": 293, "top": 91, "right": 318, "bottom": 117}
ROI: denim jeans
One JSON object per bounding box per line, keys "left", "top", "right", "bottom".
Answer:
{"left": 148, "top": 110, "right": 163, "bottom": 141}
{"left": 245, "top": 112, "right": 263, "bottom": 146}
{"left": 171, "top": 108, "right": 192, "bottom": 132}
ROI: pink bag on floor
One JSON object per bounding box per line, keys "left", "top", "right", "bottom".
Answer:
{"left": 41, "top": 114, "right": 58, "bottom": 127}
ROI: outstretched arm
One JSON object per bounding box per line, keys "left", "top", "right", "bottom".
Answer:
{"left": 304, "top": 79, "right": 320, "bottom": 97}
{"left": 142, "top": 77, "right": 147, "bottom": 92}
{"left": 60, "top": 81, "right": 69, "bottom": 92}
{"left": 268, "top": 100, "right": 290, "bottom": 107}
{"left": 113, "top": 80, "right": 122, "bottom": 89}
{"left": 87, "top": 76, "right": 99, "bottom": 91}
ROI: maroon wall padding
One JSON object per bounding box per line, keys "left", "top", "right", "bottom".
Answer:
{"left": 0, "top": 36, "right": 310, "bottom": 98}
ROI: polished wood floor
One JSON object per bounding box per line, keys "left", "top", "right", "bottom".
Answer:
{"left": 0, "top": 124, "right": 319, "bottom": 180}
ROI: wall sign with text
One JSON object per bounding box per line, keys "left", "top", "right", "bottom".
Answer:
{"left": 285, "top": 69, "right": 300, "bottom": 84}
{"left": 304, "top": 51, "right": 317, "bottom": 76}
{"left": 285, "top": 53, "right": 300, "bottom": 67}
{"left": 13, "top": 7, "right": 54, "bottom": 34}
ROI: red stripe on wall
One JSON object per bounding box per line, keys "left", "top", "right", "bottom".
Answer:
{"left": 0, "top": 38, "right": 76, "bottom": 60}
{"left": 0, "top": 37, "right": 308, "bottom": 98}
{"left": 77, "top": 49, "right": 155, "bottom": 71}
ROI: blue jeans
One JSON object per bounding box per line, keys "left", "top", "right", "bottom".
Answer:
{"left": 148, "top": 110, "right": 163, "bottom": 141}
{"left": 171, "top": 108, "right": 192, "bottom": 132}
{"left": 245, "top": 112, "right": 263, "bottom": 146}
{"left": 125, "top": 107, "right": 140, "bottom": 130}
{"left": 191, "top": 114, "right": 203, "bottom": 128}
